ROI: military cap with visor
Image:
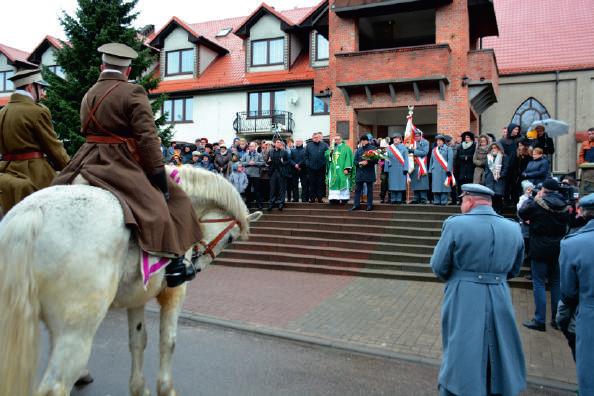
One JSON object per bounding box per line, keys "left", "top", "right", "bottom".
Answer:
{"left": 578, "top": 193, "right": 594, "bottom": 210}
{"left": 8, "top": 69, "right": 49, "bottom": 88}
{"left": 458, "top": 183, "right": 495, "bottom": 198}
{"left": 98, "top": 43, "right": 138, "bottom": 67}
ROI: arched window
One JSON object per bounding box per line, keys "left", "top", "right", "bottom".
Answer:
{"left": 511, "top": 97, "right": 551, "bottom": 133}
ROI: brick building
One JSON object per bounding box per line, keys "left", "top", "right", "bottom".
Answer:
{"left": 318, "top": 0, "right": 498, "bottom": 144}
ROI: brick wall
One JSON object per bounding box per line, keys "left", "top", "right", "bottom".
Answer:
{"left": 326, "top": 0, "right": 481, "bottom": 144}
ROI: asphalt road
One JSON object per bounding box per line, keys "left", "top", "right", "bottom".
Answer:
{"left": 37, "top": 310, "right": 571, "bottom": 396}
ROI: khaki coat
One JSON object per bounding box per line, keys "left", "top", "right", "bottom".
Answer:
{"left": 0, "top": 93, "right": 69, "bottom": 213}
{"left": 53, "top": 71, "right": 201, "bottom": 256}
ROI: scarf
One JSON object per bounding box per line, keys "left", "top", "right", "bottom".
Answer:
{"left": 487, "top": 152, "right": 503, "bottom": 180}
{"left": 462, "top": 141, "right": 473, "bottom": 150}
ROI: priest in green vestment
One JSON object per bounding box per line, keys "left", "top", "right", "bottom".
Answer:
{"left": 325, "top": 135, "right": 354, "bottom": 204}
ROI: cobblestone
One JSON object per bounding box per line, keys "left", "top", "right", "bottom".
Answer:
{"left": 183, "top": 265, "right": 577, "bottom": 387}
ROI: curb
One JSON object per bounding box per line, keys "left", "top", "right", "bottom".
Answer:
{"left": 147, "top": 307, "right": 577, "bottom": 394}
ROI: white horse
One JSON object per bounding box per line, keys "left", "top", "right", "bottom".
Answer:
{"left": 0, "top": 165, "right": 262, "bottom": 396}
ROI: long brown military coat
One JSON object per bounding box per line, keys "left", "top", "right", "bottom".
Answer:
{"left": 53, "top": 71, "right": 201, "bottom": 256}
{"left": 0, "top": 93, "right": 69, "bottom": 213}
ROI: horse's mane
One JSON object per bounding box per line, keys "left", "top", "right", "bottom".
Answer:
{"left": 166, "top": 165, "right": 250, "bottom": 239}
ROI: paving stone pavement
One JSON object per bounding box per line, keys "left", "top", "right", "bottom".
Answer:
{"left": 183, "top": 265, "right": 577, "bottom": 389}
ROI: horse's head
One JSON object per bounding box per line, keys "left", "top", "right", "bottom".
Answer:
{"left": 164, "top": 165, "right": 262, "bottom": 267}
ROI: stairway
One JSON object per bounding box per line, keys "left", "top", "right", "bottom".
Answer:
{"left": 214, "top": 201, "right": 531, "bottom": 289}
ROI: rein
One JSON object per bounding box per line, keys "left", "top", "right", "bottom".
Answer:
{"left": 194, "top": 217, "right": 239, "bottom": 260}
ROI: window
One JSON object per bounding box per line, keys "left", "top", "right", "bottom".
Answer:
{"left": 315, "top": 33, "right": 329, "bottom": 61}
{"left": 247, "top": 90, "right": 286, "bottom": 116}
{"left": 312, "top": 92, "right": 329, "bottom": 115}
{"left": 165, "top": 49, "right": 194, "bottom": 76}
{"left": 251, "top": 38, "right": 284, "bottom": 66}
{"left": 0, "top": 70, "right": 14, "bottom": 92}
{"left": 216, "top": 27, "right": 232, "bottom": 37}
{"left": 162, "top": 97, "right": 193, "bottom": 123}
{"left": 48, "top": 65, "right": 65, "bottom": 78}
{"left": 511, "top": 97, "right": 551, "bottom": 134}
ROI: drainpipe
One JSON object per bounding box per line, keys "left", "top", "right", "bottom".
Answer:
{"left": 554, "top": 70, "right": 560, "bottom": 119}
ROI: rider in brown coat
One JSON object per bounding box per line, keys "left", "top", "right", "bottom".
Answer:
{"left": 53, "top": 43, "right": 201, "bottom": 287}
{"left": 0, "top": 69, "right": 69, "bottom": 214}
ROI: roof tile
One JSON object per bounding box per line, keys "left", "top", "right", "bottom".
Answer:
{"left": 0, "top": 43, "right": 30, "bottom": 64}
{"left": 483, "top": 0, "right": 594, "bottom": 75}
{"left": 152, "top": 6, "right": 316, "bottom": 94}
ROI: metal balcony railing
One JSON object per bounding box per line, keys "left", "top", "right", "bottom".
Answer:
{"left": 233, "top": 110, "right": 294, "bottom": 135}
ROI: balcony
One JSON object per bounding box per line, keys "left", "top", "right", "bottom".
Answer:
{"left": 233, "top": 110, "right": 294, "bottom": 136}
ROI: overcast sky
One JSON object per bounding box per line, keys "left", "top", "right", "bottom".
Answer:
{"left": 2, "top": 0, "right": 320, "bottom": 52}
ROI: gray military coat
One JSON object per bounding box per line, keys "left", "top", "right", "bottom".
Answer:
{"left": 431, "top": 205, "right": 526, "bottom": 396}
{"left": 560, "top": 219, "right": 594, "bottom": 395}
{"left": 410, "top": 138, "right": 429, "bottom": 190}
{"left": 385, "top": 143, "right": 409, "bottom": 191}
{"left": 429, "top": 144, "right": 454, "bottom": 193}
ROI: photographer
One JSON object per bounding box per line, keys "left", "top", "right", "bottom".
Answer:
{"left": 519, "top": 179, "right": 571, "bottom": 332}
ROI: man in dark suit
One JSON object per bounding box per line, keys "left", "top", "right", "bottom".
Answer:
{"left": 350, "top": 135, "right": 377, "bottom": 212}
{"left": 289, "top": 139, "right": 307, "bottom": 202}
{"left": 267, "top": 139, "right": 291, "bottom": 211}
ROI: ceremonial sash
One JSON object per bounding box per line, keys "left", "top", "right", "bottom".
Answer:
{"left": 388, "top": 144, "right": 405, "bottom": 166}
{"left": 433, "top": 146, "right": 456, "bottom": 187}
{"left": 414, "top": 156, "right": 428, "bottom": 178}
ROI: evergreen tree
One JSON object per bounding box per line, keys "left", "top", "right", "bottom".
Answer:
{"left": 43, "top": 0, "right": 172, "bottom": 155}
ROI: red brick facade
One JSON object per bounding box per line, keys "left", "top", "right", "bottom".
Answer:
{"left": 323, "top": 0, "right": 498, "bottom": 143}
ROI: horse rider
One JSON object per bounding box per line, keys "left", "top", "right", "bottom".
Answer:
{"left": 0, "top": 69, "right": 70, "bottom": 214}
{"left": 52, "top": 43, "right": 202, "bottom": 288}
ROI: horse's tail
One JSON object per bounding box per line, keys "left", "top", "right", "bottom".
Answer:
{"left": 0, "top": 208, "right": 42, "bottom": 396}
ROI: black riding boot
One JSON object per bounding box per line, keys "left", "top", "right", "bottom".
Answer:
{"left": 165, "top": 256, "right": 199, "bottom": 288}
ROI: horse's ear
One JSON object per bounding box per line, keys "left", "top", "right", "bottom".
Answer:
{"left": 247, "top": 211, "right": 263, "bottom": 222}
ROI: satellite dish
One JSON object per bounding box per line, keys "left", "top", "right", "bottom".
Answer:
{"left": 287, "top": 89, "right": 299, "bottom": 105}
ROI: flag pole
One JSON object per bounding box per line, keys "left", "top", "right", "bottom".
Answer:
{"left": 404, "top": 105, "right": 415, "bottom": 204}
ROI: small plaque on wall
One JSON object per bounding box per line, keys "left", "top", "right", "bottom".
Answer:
{"left": 336, "top": 121, "right": 350, "bottom": 140}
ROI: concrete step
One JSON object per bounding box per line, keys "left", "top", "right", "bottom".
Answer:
{"left": 272, "top": 207, "right": 453, "bottom": 220}
{"left": 259, "top": 214, "right": 445, "bottom": 229}
{"left": 250, "top": 226, "right": 440, "bottom": 245}
{"left": 252, "top": 220, "right": 442, "bottom": 237}
{"left": 273, "top": 202, "right": 460, "bottom": 214}
{"left": 212, "top": 258, "right": 533, "bottom": 289}
{"left": 247, "top": 234, "right": 435, "bottom": 255}
{"left": 227, "top": 242, "right": 432, "bottom": 263}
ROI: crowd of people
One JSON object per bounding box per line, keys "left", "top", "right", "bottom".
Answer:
{"left": 161, "top": 125, "right": 594, "bottom": 215}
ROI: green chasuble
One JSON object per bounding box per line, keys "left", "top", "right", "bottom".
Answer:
{"left": 325, "top": 142, "right": 354, "bottom": 192}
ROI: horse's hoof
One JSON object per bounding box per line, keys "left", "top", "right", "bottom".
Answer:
{"left": 74, "top": 373, "right": 94, "bottom": 387}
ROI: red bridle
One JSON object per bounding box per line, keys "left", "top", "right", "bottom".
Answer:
{"left": 194, "top": 217, "right": 239, "bottom": 260}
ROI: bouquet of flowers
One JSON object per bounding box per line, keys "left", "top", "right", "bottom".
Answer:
{"left": 362, "top": 148, "right": 387, "bottom": 161}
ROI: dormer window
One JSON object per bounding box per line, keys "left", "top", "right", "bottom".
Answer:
{"left": 216, "top": 28, "right": 232, "bottom": 37}
{"left": 0, "top": 70, "right": 14, "bottom": 93}
{"left": 166, "top": 48, "right": 194, "bottom": 76}
{"left": 315, "top": 33, "right": 329, "bottom": 61}
{"left": 251, "top": 37, "right": 284, "bottom": 67}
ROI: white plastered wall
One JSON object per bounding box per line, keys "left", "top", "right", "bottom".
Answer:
{"left": 199, "top": 46, "right": 217, "bottom": 74}
{"left": 40, "top": 47, "right": 57, "bottom": 66}
{"left": 167, "top": 85, "right": 329, "bottom": 144}
{"left": 0, "top": 54, "right": 15, "bottom": 97}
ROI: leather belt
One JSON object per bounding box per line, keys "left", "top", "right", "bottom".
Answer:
{"left": 86, "top": 135, "right": 126, "bottom": 144}
{"left": 449, "top": 270, "right": 507, "bottom": 285}
{"left": 2, "top": 151, "right": 44, "bottom": 161}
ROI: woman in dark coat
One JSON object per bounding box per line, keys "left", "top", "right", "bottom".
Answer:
{"left": 484, "top": 142, "right": 508, "bottom": 212}
{"left": 512, "top": 139, "right": 533, "bottom": 199}
{"left": 522, "top": 147, "right": 550, "bottom": 186}
{"left": 456, "top": 131, "right": 476, "bottom": 188}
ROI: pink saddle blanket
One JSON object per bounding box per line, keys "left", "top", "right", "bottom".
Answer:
{"left": 140, "top": 251, "right": 170, "bottom": 289}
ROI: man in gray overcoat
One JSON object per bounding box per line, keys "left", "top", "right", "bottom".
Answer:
{"left": 408, "top": 130, "right": 430, "bottom": 203}
{"left": 431, "top": 184, "right": 526, "bottom": 396}
{"left": 385, "top": 134, "right": 409, "bottom": 204}
{"left": 559, "top": 193, "right": 594, "bottom": 395}
{"left": 429, "top": 135, "right": 454, "bottom": 205}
